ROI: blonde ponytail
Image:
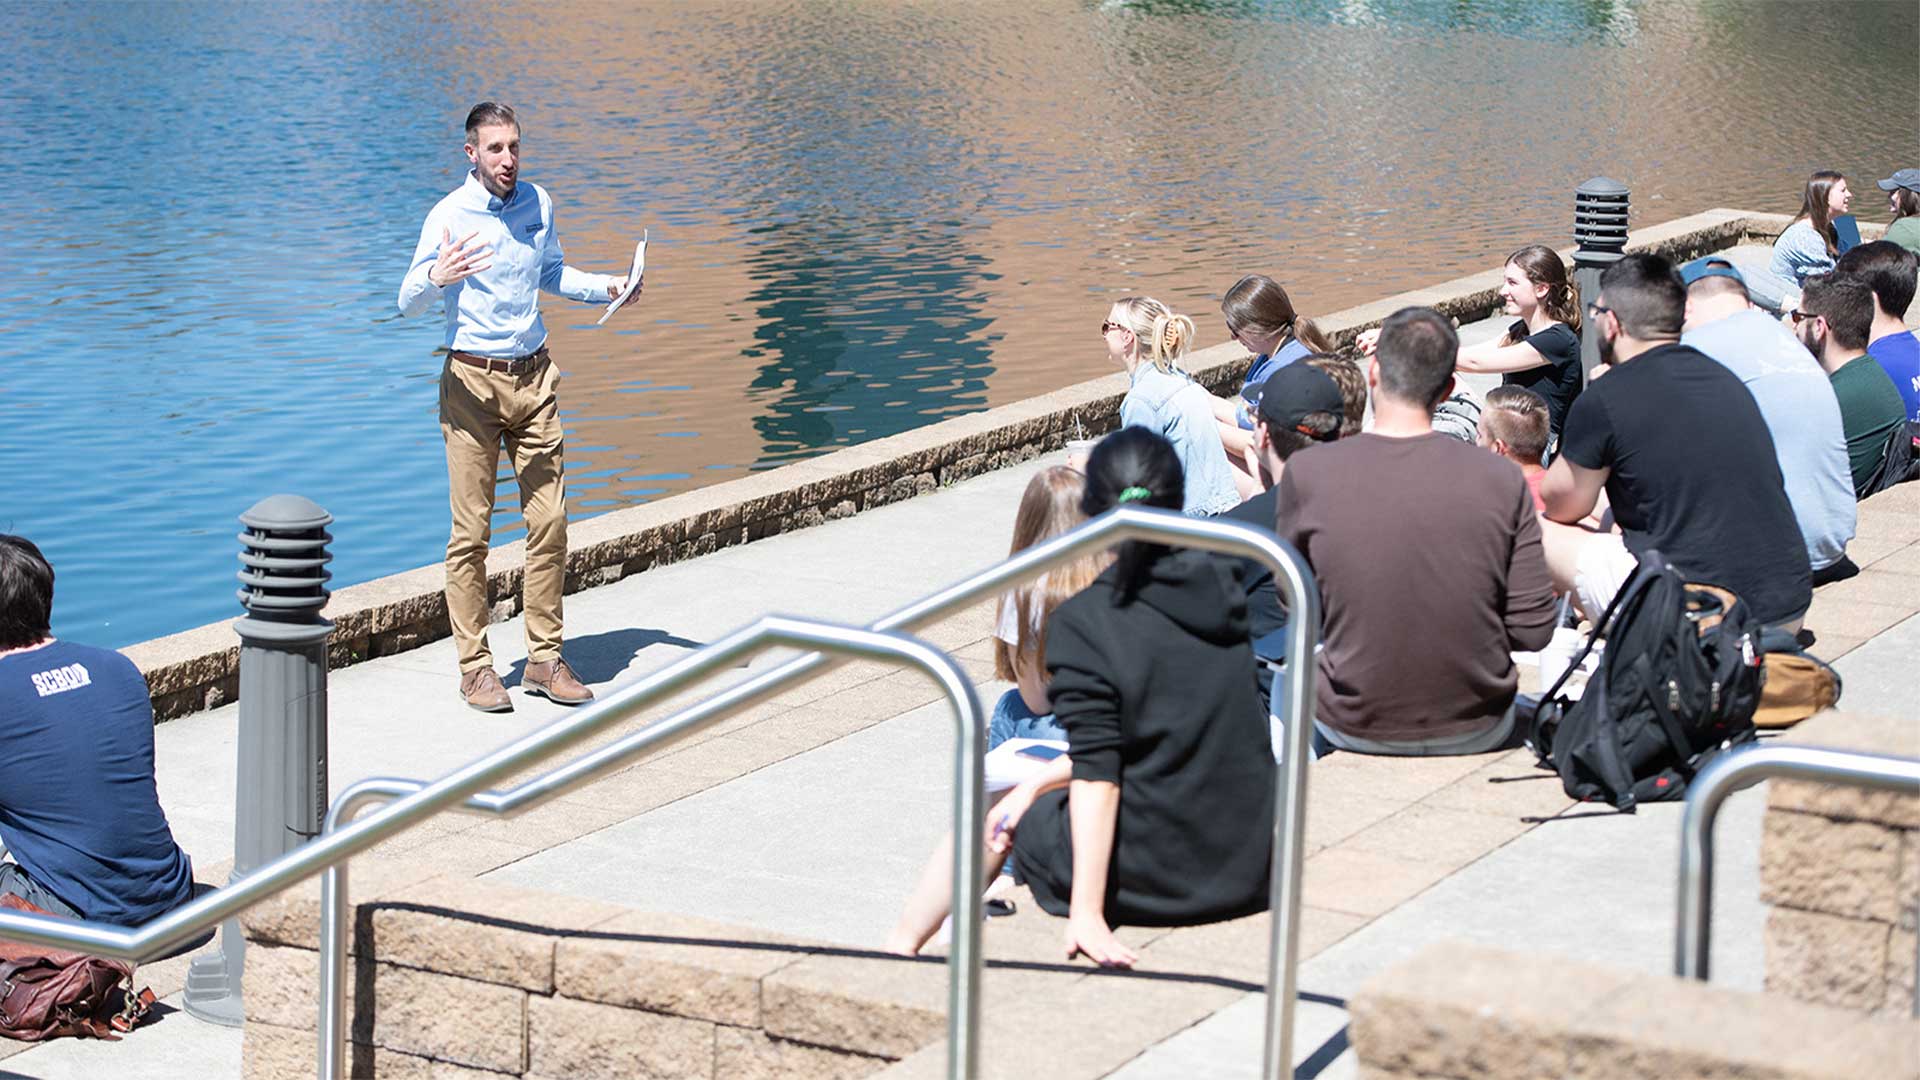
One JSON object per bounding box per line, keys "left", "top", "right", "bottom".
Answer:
{"left": 1146, "top": 311, "right": 1197, "bottom": 373}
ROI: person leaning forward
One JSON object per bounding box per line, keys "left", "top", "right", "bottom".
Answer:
{"left": 396, "top": 102, "right": 637, "bottom": 712}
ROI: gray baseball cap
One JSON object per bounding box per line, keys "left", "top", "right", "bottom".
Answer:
{"left": 1876, "top": 168, "right": 1920, "bottom": 194}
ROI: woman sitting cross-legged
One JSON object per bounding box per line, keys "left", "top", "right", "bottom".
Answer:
{"left": 885, "top": 427, "right": 1275, "bottom": 967}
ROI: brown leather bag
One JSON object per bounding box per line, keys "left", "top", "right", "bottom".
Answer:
{"left": 0, "top": 894, "right": 154, "bottom": 1041}
{"left": 1751, "top": 628, "right": 1844, "bottom": 730}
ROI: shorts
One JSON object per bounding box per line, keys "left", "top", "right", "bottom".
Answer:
{"left": 1574, "top": 533, "right": 1636, "bottom": 622}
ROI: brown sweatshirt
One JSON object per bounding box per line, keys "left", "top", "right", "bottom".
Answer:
{"left": 1277, "top": 432, "right": 1558, "bottom": 743}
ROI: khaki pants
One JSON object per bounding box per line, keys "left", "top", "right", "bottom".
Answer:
{"left": 439, "top": 355, "right": 568, "bottom": 673}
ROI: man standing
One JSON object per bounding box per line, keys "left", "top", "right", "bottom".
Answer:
{"left": 0, "top": 535, "right": 196, "bottom": 925}
{"left": 398, "top": 102, "right": 630, "bottom": 711}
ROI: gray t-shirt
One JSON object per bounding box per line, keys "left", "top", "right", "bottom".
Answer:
{"left": 1683, "top": 309, "right": 1856, "bottom": 571}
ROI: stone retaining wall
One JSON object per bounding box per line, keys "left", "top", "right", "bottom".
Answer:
{"left": 1761, "top": 709, "right": 1920, "bottom": 1016}
{"left": 1350, "top": 942, "right": 1920, "bottom": 1080}
{"left": 239, "top": 859, "right": 949, "bottom": 1079}
{"left": 129, "top": 207, "right": 1787, "bottom": 721}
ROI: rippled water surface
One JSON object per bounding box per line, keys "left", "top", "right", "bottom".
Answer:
{"left": 4, "top": 0, "right": 1915, "bottom": 647}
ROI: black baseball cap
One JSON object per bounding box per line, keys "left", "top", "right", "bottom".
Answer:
{"left": 1254, "top": 364, "right": 1344, "bottom": 434}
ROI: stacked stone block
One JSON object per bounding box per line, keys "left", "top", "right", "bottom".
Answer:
{"left": 1762, "top": 710, "right": 1920, "bottom": 1016}
{"left": 1351, "top": 942, "right": 1920, "bottom": 1080}
{"left": 238, "top": 860, "right": 948, "bottom": 1079}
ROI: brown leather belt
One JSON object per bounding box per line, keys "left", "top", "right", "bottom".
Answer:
{"left": 449, "top": 346, "right": 549, "bottom": 375}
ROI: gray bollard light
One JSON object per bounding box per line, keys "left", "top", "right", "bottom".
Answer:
{"left": 184, "top": 495, "right": 334, "bottom": 1026}
{"left": 1573, "top": 176, "right": 1630, "bottom": 386}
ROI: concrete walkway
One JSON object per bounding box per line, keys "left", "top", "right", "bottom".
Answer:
{"left": 6, "top": 310, "right": 1919, "bottom": 1077}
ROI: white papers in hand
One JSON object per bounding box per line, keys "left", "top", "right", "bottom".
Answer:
{"left": 596, "top": 229, "right": 647, "bottom": 326}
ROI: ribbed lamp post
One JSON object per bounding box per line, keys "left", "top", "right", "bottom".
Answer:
{"left": 1573, "top": 176, "right": 1630, "bottom": 385}
{"left": 184, "top": 495, "right": 334, "bottom": 1026}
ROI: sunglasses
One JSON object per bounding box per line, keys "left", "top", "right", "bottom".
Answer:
{"left": 1789, "top": 310, "right": 1816, "bottom": 324}
{"left": 1101, "top": 321, "right": 1128, "bottom": 336}
{"left": 1587, "top": 303, "right": 1612, "bottom": 320}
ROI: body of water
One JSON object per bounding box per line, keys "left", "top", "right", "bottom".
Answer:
{"left": 3, "top": 0, "right": 1914, "bottom": 647}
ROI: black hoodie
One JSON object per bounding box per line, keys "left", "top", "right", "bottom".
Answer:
{"left": 1022, "top": 547, "right": 1275, "bottom": 927}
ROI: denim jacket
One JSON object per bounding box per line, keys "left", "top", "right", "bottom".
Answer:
{"left": 1119, "top": 363, "right": 1243, "bottom": 516}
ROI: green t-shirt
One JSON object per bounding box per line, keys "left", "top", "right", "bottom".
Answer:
{"left": 1886, "top": 216, "right": 1920, "bottom": 259}
{"left": 1830, "top": 354, "right": 1907, "bottom": 493}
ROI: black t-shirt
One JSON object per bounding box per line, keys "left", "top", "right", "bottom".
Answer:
{"left": 1502, "top": 320, "right": 1582, "bottom": 435}
{"left": 1558, "top": 343, "right": 1812, "bottom": 625}
{"left": 1216, "top": 486, "right": 1288, "bottom": 699}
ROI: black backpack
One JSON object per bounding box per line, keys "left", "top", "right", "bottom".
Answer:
{"left": 1526, "top": 550, "right": 1764, "bottom": 812}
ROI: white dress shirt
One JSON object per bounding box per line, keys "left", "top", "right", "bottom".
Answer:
{"left": 397, "top": 172, "right": 615, "bottom": 358}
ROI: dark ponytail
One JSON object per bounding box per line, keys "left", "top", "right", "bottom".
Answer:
{"left": 1082, "top": 427, "right": 1185, "bottom": 600}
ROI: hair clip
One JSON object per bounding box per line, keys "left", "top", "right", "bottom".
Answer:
{"left": 1117, "top": 486, "right": 1154, "bottom": 503}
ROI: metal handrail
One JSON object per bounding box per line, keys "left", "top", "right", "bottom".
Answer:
{"left": 1676, "top": 744, "right": 1920, "bottom": 996}
{"left": 314, "top": 616, "right": 985, "bottom": 1078}
{"left": 0, "top": 507, "right": 1320, "bottom": 1079}
{"left": 312, "top": 507, "right": 1321, "bottom": 1077}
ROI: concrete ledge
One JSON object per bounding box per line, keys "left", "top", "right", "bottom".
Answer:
{"left": 1350, "top": 942, "right": 1920, "bottom": 1080}
{"left": 241, "top": 858, "right": 929, "bottom": 1079}
{"left": 129, "top": 206, "right": 1782, "bottom": 722}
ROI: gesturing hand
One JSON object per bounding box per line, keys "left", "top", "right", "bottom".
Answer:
{"left": 428, "top": 227, "right": 492, "bottom": 288}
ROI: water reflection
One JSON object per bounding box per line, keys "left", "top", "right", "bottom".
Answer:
{"left": 2, "top": 0, "right": 1913, "bottom": 647}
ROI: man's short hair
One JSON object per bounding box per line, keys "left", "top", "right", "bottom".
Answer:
{"left": 1833, "top": 240, "right": 1919, "bottom": 317}
{"left": 465, "top": 102, "right": 519, "bottom": 143}
{"left": 1373, "top": 307, "right": 1458, "bottom": 409}
{"left": 1800, "top": 274, "right": 1877, "bottom": 351}
{"left": 0, "top": 535, "right": 54, "bottom": 651}
{"left": 1597, "top": 253, "right": 1685, "bottom": 339}
{"left": 1481, "top": 386, "right": 1551, "bottom": 465}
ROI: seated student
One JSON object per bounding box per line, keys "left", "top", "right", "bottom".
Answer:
{"left": 1772, "top": 171, "right": 1851, "bottom": 286}
{"left": 1794, "top": 274, "right": 1909, "bottom": 497}
{"left": 1215, "top": 363, "right": 1346, "bottom": 700}
{"left": 1105, "top": 295, "right": 1242, "bottom": 516}
{"left": 1538, "top": 254, "right": 1812, "bottom": 631}
{"left": 1833, "top": 241, "right": 1920, "bottom": 422}
{"left": 0, "top": 535, "right": 195, "bottom": 926}
{"left": 1449, "top": 246, "right": 1583, "bottom": 443}
{"left": 987, "top": 466, "right": 1109, "bottom": 776}
{"left": 1277, "top": 307, "right": 1557, "bottom": 756}
{"left": 1210, "top": 275, "right": 1333, "bottom": 495}
{"left": 887, "top": 428, "right": 1273, "bottom": 965}
{"left": 1477, "top": 385, "right": 1553, "bottom": 511}
{"left": 1304, "top": 353, "right": 1367, "bottom": 437}
{"left": 1879, "top": 168, "right": 1920, "bottom": 258}
{"left": 1355, "top": 324, "right": 1484, "bottom": 442}
{"left": 1681, "top": 258, "right": 1857, "bottom": 582}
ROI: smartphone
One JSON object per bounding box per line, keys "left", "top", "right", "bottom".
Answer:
{"left": 1015, "top": 743, "right": 1068, "bottom": 762}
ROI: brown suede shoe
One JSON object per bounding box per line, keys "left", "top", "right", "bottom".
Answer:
{"left": 523, "top": 657, "right": 594, "bottom": 705}
{"left": 459, "top": 668, "right": 512, "bottom": 713}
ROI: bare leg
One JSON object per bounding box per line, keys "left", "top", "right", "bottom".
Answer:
{"left": 1537, "top": 516, "right": 1599, "bottom": 604}
{"left": 885, "top": 794, "right": 1018, "bottom": 955}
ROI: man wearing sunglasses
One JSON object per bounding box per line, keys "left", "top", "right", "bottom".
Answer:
{"left": 1793, "top": 274, "right": 1906, "bottom": 498}
{"left": 1537, "top": 254, "right": 1810, "bottom": 631}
